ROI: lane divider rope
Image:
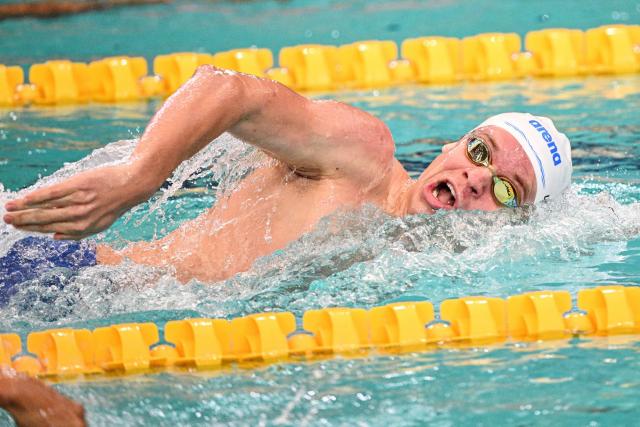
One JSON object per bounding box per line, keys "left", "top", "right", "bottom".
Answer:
{"left": 1, "top": 285, "right": 639, "bottom": 380}
{"left": 1, "top": 24, "right": 639, "bottom": 106}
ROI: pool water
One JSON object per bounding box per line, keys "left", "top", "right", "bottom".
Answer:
{"left": 2, "top": 0, "right": 640, "bottom": 426}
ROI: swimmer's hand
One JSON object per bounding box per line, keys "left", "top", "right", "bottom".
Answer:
{"left": 3, "top": 163, "right": 155, "bottom": 240}
{"left": 0, "top": 369, "right": 86, "bottom": 427}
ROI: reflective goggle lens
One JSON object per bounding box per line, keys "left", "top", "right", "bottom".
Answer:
{"left": 492, "top": 176, "right": 518, "bottom": 208}
{"left": 465, "top": 136, "right": 519, "bottom": 208}
{"left": 467, "top": 138, "right": 489, "bottom": 165}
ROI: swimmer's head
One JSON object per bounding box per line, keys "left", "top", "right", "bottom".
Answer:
{"left": 475, "top": 113, "right": 573, "bottom": 204}
{"left": 406, "top": 112, "right": 573, "bottom": 214}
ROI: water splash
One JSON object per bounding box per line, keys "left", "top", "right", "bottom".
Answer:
{"left": 1, "top": 134, "right": 639, "bottom": 330}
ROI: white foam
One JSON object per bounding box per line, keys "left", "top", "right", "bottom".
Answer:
{"left": 1, "top": 134, "right": 639, "bottom": 327}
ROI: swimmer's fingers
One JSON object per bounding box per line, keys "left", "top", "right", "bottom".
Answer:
{"left": 4, "top": 205, "right": 91, "bottom": 227}
{"left": 12, "top": 211, "right": 118, "bottom": 239}
{"left": 5, "top": 182, "right": 87, "bottom": 211}
{"left": 5, "top": 165, "right": 142, "bottom": 238}
{"left": 21, "top": 192, "right": 92, "bottom": 210}
{"left": 53, "top": 233, "right": 91, "bottom": 241}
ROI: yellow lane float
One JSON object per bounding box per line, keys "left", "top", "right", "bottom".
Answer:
{"left": 2, "top": 285, "right": 640, "bottom": 382}
{"left": 586, "top": 24, "right": 640, "bottom": 74}
{"left": 401, "top": 36, "right": 461, "bottom": 83}
{"left": 526, "top": 28, "right": 587, "bottom": 77}
{"left": 1, "top": 24, "right": 638, "bottom": 105}
{"left": 0, "top": 65, "right": 23, "bottom": 106}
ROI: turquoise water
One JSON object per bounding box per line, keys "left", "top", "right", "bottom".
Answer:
{"left": 1, "top": 0, "right": 639, "bottom": 67}
{"left": 1, "top": 1, "right": 640, "bottom": 426}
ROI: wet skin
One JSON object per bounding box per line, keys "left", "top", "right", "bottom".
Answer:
{"left": 406, "top": 126, "right": 536, "bottom": 214}
{"left": 0, "top": 369, "right": 86, "bottom": 427}
{"left": 94, "top": 127, "right": 535, "bottom": 282}
{"left": 4, "top": 66, "right": 536, "bottom": 283}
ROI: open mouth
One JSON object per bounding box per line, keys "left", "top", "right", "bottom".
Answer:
{"left": 426, "top": 180, "right": 457, "bottom": 209}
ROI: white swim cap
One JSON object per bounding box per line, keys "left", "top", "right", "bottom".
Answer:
{"left": 475, "top": 112, "right": 573, "bottom": 204}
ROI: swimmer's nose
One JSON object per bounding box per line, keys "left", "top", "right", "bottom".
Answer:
{"left": 461, "top": 167, "right": 493, "bottom": 204}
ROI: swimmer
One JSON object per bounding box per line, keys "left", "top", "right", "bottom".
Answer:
{"left": 0, "top": 368, "right": 86, "bottom": 427}
{"left": 1, "top": 66, "right": 573, "bottom": 287}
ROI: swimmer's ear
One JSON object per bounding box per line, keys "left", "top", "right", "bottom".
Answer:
{"left": 442, "top": 142, "right": 457, "bottom": 153}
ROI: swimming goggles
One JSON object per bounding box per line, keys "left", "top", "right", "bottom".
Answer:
{"left": 465, "top": 136, "right": 519, "bottom": 208}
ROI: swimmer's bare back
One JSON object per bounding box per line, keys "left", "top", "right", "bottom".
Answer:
{"left": 5, "top": 66, "right": 412, "bottom": 282}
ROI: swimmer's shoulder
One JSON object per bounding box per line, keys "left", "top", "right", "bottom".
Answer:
{"left": 304, "top": 99, "right": 396, "bottom": 181}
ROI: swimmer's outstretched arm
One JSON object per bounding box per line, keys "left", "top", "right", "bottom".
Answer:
{"left": 4, "top": 65, "right": 395, "bottom": 239}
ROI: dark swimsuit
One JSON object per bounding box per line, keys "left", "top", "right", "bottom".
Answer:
{"left": 0, "top": 236, "right": 96, "bottom": 305}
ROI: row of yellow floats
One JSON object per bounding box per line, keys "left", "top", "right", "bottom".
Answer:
{"left": 1, "top": 24, "right": 639, "bottom": 107}
{"left": 1, "top": 285, "right": 640, "bottom": 380}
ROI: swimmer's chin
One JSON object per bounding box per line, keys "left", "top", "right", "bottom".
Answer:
{"left": 409, "top": 205, "right": 437, "bottom": 215}
{"left": 405, "top": 189, "right": 436, "bottom": 215}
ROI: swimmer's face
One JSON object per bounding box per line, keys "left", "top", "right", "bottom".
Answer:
{"left": 407, "top": 125, "right": 537, "bottom": 214}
